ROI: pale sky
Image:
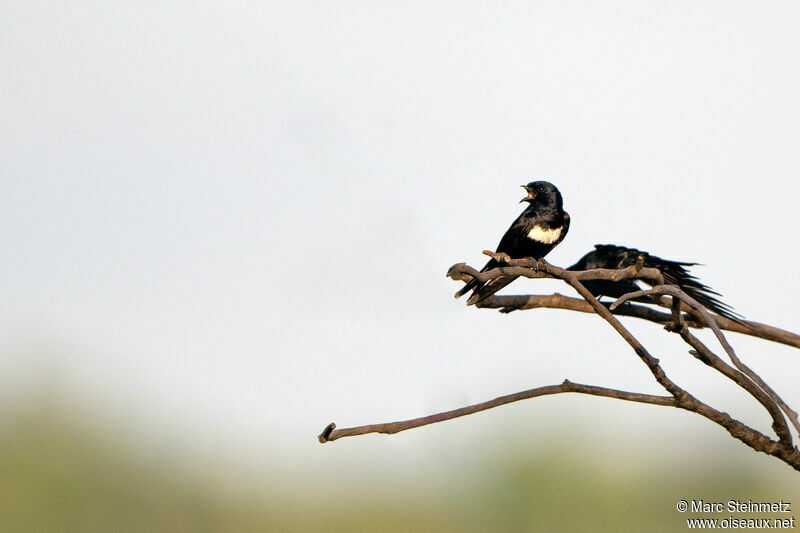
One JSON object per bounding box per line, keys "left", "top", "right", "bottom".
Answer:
{"left": 2, "top": 1, "right": 799, "bottom": 481}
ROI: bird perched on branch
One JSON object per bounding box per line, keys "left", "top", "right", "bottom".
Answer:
{"left": 567, "top": 244, "right": 742, "bottom": 322}
{"left": 455, "top": 181, "right": 570, "bottom": 305}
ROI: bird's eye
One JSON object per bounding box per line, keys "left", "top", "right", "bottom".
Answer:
{"left": 537, "top": 186, "right": 545, "bottom": 192}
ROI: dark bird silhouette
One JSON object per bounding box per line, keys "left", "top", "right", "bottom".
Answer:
{"left": 567, "top": 244, "right": 742, "bottom": 322}
{"left": 456, "top": 181, "right": 570, "bottom": 305}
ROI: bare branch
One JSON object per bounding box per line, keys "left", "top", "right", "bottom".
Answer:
{"left": 455, "top": 257, "right": 800, "bottom": 468}
{"left": 321, "top": 256, "right": 800, "bottom": 471}
{"left": 461, "top": 286, "right": 800, "bottom": 350}
{"left": 552, "top": 265, "right": 694, "bottom": 401}
{"left": 613, "top": 285, "right": 800, "bottom": 438}
{"left": 318, "top": 380, "right": 676, "bottom": 443}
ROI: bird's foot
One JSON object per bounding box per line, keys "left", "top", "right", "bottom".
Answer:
{"left": 497, "top": 252, "right": 512, "bottom": 264}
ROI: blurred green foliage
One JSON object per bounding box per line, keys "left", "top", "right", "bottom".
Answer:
{"left": 0, "top": 389, "right": 796, "bottom": 532}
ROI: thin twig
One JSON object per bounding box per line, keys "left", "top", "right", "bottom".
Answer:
{"left": 318, "top": 380, "right": 676, "bottom": 443}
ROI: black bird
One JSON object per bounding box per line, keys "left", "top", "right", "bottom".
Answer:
{"left": 456, "top": 181, "right": 570, "bottom": 305}
{"left": 567, "top": 244, "right": 742, "bottom": 322}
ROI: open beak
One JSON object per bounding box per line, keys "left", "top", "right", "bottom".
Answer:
{"left": 520, "top": 185, "right": 536, "bottom": 203}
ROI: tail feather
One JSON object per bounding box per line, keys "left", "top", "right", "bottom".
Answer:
{"left": 660, "top": 269, "right": 742, "bottom": 322}
{"left": 466, "top": 275, "right": 518, "bottom": 306}
{"left": 455, "top": 258, "right": 519, "bottom": 305}
{"left": 454, "top": 259, "right": 497, "bottom": 299}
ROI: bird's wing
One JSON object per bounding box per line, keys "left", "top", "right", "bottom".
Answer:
{"left": 494, "top": 210, "right": 535, "bottom": 255}
{"left": 457, "top": 211, "right": 531, "bottom": 302}
{"left": 569, "top": 244, "right": 743, "bottom": 323}
{"left": 553, "top": 211, "right": 570, "bottom": 247}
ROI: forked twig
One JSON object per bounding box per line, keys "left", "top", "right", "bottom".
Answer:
{"left": 612, "top": 285, "right": 800, "bottom": 438}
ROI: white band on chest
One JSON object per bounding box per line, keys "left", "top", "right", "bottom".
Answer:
{"left": 527, "top": 226, "right": 562, "bottom": 244}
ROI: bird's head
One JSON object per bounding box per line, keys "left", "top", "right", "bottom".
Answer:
{"left": 520, "top": 181, "right": 563, "bottom": 209}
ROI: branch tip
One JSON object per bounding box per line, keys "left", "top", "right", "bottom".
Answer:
{"left": 318, "top": 422, "right": 336, "bottom": 443}
{"left": 634, "top": 254, "right": 644, "bottom": 273}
